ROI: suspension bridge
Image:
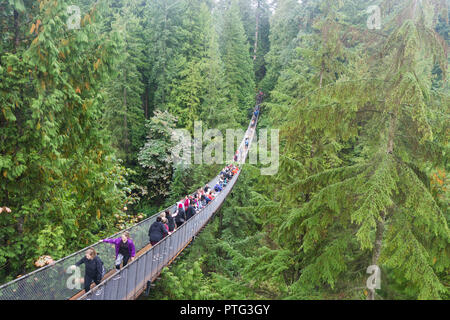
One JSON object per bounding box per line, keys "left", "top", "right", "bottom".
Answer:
{"left": 0, "top": 105, "right": 260, "bottom": 300}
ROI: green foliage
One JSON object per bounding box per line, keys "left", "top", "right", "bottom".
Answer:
{"left": 1, "top": 0, "right": 448, "bottom": 302}
{"left": 102, "top": 0, "right": 147, "bottom": 166}
{"left": 262, "top": 0, "right": 450, "bottom": 300}
{"left": 36, "top": 225, "right": 66, "bottom": 261}
{"left": 150, "top": 260, "right": 219, "bottom": 300}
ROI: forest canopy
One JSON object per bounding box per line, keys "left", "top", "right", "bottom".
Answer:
{"left": 0, "top": 0, "right": 448, "bottom": 300}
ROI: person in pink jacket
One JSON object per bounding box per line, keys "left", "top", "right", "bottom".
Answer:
{"left": 183, "top": 196, "right": 190, "bottom": 210}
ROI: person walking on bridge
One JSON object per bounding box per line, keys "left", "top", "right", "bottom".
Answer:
{"left": 185, "top": 200, "right": 196, "bottom": 221}
{"left": 72, "top": 247, "right": 105, "bottom": 294}
{"left": 148, "top": 216, "right": 168, "bottom": 246}
{"left": 102, "top": 231, "right": 135, "bottom": 273}
{"left": 164, "top": 209, "right": 176, "bottom": 233}
{"left": 256, "top": 90, "right": 264, "bottom": 104}
{"left": 174, "top": 203, "right": 186, "bottom": 228}
{"left": 183, "top": 196, "right": 190, "bottom": 211}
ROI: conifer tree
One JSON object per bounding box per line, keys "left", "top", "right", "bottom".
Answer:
{"left": 220, "top": 0, "right": 256, "bottom": 124}
{"left": 267, "top": 0, "right": 449, "bottom": 299}
{"left": 0, "top": 0, "right": 131, "bottom": 281}
{"left": 102, "top": 0, "right": 146, "bottom": 166}
{"left": 260, "top": 0, "right": 304, "bottom": 94}
{"left": 138, "top": 110, "right": 178, "bottom": 205}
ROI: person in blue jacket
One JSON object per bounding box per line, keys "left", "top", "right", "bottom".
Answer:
{"left": 148, "top": 216, "right": 168, "bottom": 246}
{"left": 214, "top": 182, "right": 223, "bottom": 192}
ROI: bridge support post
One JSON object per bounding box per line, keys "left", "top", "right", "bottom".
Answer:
{"left": 145, "top": 281, "right": 152, "bottom": 296}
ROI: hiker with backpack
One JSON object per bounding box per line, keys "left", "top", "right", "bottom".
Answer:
{"left": 174, "top": 203, "right": 187, "bottom": 228}
{"left": 72, "top": 247, "right": 105, "bottom": 293}
{"left": 185, "top": 199, "right": 196, "bottom": 221}
{"left": 102, "top": 231, "right": 136, "bottom": 273}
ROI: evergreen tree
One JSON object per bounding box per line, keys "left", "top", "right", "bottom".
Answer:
{"left": 138, "top": 110, "right": 178, "bottom": 205}
{"left": 0, "top": 0, "right": 131, "bottom": 281}
{"left": 260, "top": 0, "right": 304, "bottom": 94}
{"left": 102, "top": 0, "right": 147, "bottom": 166}
{"left": 266, "top": 0, "right": 449, "bottom": 300}
{"left": 144, "top": 0, "right": 184, "bottom": 110}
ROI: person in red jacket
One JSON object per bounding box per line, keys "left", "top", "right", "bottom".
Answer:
{"left": 184, "top": 196, "right": 190, "bottom": 211}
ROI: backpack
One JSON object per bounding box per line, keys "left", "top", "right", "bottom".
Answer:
{"left": 96, "top": 256, "right": 106, "bottom": 280}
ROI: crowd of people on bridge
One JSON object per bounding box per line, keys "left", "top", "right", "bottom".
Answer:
{"left": 148, "top": 164, "right": 240, "bottom": 246}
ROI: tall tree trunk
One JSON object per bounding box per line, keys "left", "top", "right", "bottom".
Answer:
{"left": 319, "top": 60, "right": 325, "bottom": 88}
{"left": 144, "top": 84, "right": 149, "bottom": 119}
{"left": 13, "top": 10, "right": 20, "bottom": 53}
{"left": 367, "top": 112, "right": 397, "bottom": 300}
{"left": 123, "top": 70, "right": 128, "bottom": 157}
{"left": 162, "top": 1, "right": 168, "bottom": 105}
{"left": 367, "top": 211, "right": 385, "bottom": 300}
{"left": 253, "top": 0, "right": 260, "bottom": 61}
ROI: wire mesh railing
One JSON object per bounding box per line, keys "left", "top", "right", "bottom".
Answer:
{"left": 79, "top": 168, "right": 241, "bottom": 300}
{"left": 0, "top": 106, "right": 260, "bottom": 300}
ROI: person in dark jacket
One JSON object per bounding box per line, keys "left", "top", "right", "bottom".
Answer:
{"left": 174, "top": 203, "right": 186, "bottom": 228}
{"left": 148, "top": 216, "right": 168, "bottom": 246}
{"left": 164, "top": 210, "right": 176, "bottom": 233}
{"left": 73, "top": 247, "right": 104, "bottom": 293}
{"left": 185, "top": 200, "right": 196, "bottom": 221}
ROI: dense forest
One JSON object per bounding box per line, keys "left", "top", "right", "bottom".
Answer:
{"left": 0, "top": 0, "right": 449, "bottom": 300}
